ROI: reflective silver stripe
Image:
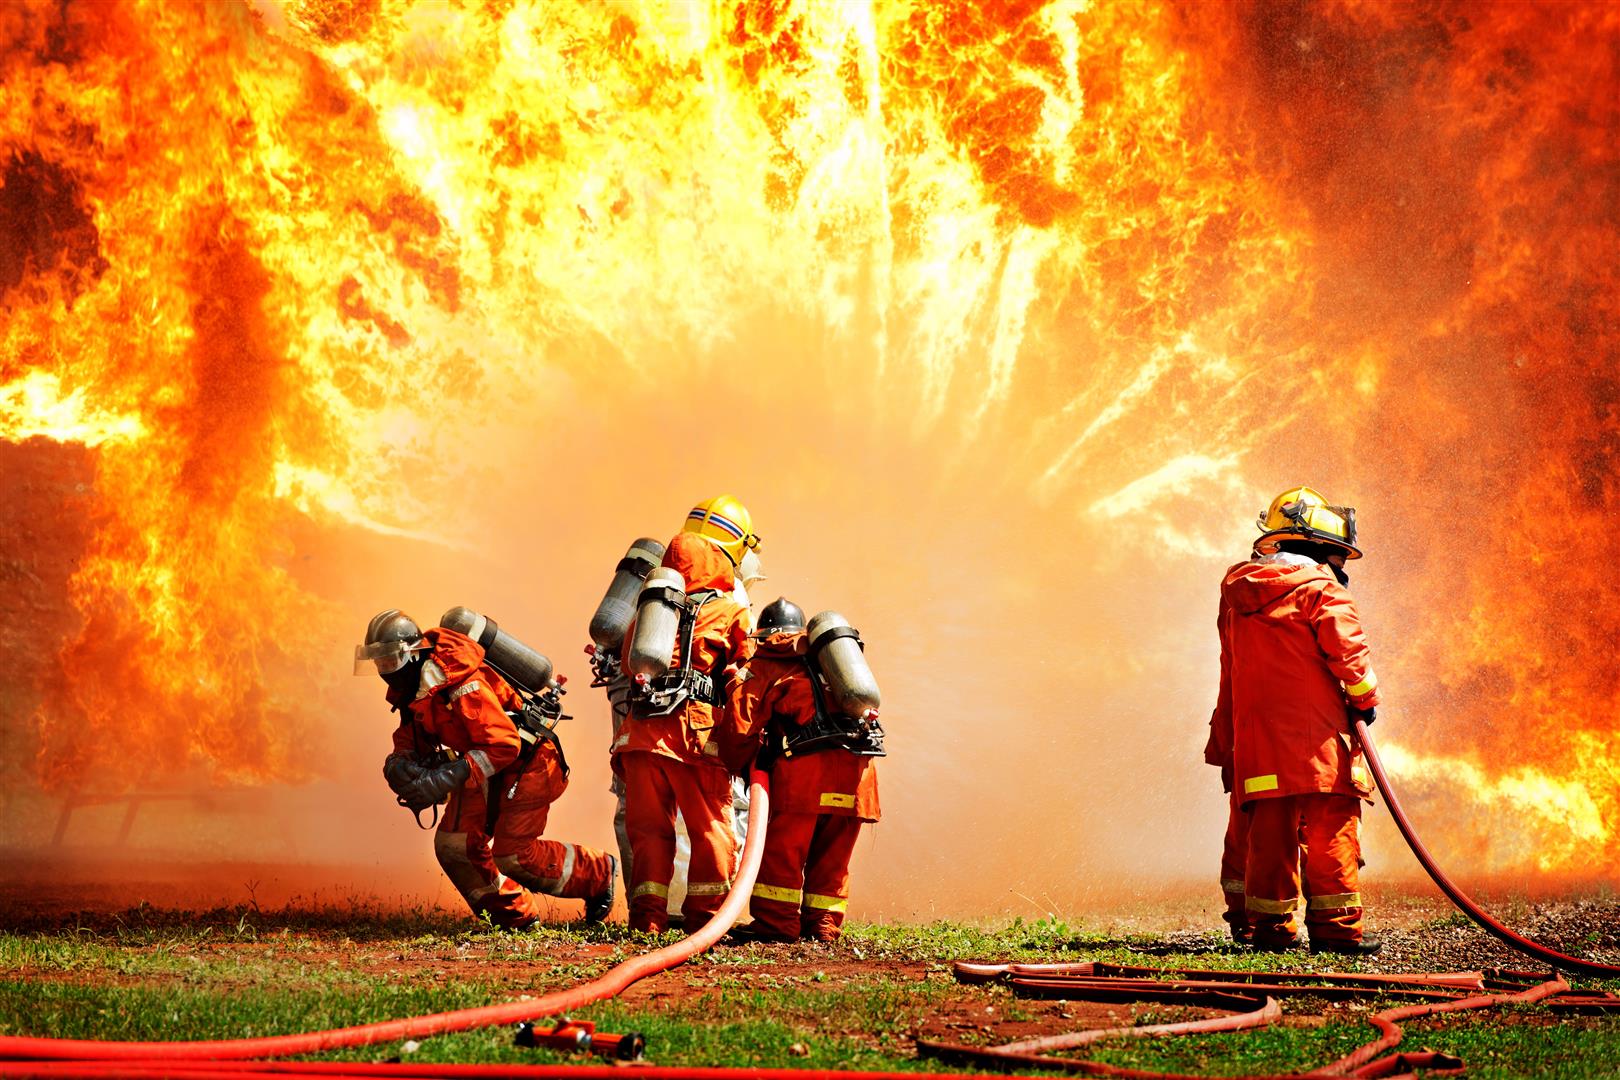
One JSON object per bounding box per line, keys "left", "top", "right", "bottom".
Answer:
{"left": 556, "top": 842, "right": 577, "bottom": 892}
{"left": 612, "top": 734, "right": 630, "bottom": 749}
{"left": 685, "top": 880, "right": 730, "bottom": 896}
{"left": 448, "top": 679, "right": 483, "bottom": 701}
{"left": 1220, "top": 878, "right": 1245, "bottom": 895}
{"left": 1307, "top": 892, "right": 1362, "bottom": 910}
{"left": 1245, "top": 895, "right": 1299, "bottom": 915}
{"left": 466, "top": 749, "right": 495, "bottom": 784}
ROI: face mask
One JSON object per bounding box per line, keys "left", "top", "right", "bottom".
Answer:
{"left": 382, "top": 655, "right": 424, "bottom": 693}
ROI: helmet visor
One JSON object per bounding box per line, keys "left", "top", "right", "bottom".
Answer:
{"left": 354, "top": 638, "right": 425, "bottom": 676}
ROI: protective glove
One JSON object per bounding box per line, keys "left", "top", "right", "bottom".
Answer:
{"left": 1351, "top": 706, "right": 1376, "bottom": 726}
{"left": 382, "top": 755, "right": 428, "bottom": 797}
{"left": 397, "top": 757, "right": 471, "bottom": 811}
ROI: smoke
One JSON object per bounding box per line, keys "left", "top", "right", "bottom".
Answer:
{"left": 2, "top": 0, "right": 1617, "bottom": 917}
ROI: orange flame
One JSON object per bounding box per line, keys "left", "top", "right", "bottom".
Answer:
{"left": 1, "top": 0, "right": 1615, "bottom": 885}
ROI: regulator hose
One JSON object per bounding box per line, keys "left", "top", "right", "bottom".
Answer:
{"left": 0, "top": 775, "right": 773, "bottom": 1062}
{"left": 1356, "top": 719, "right": 1620, "bottom": 979}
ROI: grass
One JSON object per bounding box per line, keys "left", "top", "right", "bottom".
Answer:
{"left": 1, "top": 911, "right": 1617, "bottom": 1077}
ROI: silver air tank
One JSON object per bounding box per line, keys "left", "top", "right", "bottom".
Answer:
{"left": 806, "top": 611, "right": 881, "bottom": 716}
{"left": 624, "top": 568, "right": 686, "bottom": 681}
{"left": 589, "top": 537, "right": 667, "bottom": 650}
{"left": 440, "top": 607, "right": 555, "bottom": 694}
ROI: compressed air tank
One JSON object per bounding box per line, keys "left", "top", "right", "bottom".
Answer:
{"left": 589, "top": 537, "right": 667, "bottom": 649}
{"left": 440, "top": 607, "right": 554, "bottom": 693}
{"left": 806, "top": 611, "right": 881, "bottom": 716}
{"left": 625, "top": 568, "right": 686, "bottom": 680}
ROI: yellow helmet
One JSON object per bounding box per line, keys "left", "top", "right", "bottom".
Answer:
{"left": 1255, "top": 486, "right": 1361, "bottom": 559}
{"left": 683, "top": 494, "right": 761, "bottom": 565}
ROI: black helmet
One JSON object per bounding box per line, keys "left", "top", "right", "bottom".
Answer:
{"left": 755, "top": 597, "right": 805, "bottom": 636}
{"left": 355, "top": 609, "right": 425, "bottom": 675}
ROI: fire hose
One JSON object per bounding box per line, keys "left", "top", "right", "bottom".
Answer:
{"left": 1355, "top": 719, "right": 1620, "bottom": 979}
{"left": 0, "top": 778, "right": 777, "bottom": 1063}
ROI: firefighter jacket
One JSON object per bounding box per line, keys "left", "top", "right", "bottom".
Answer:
{"left": 1206, "top": 553, "right": 1380, "bottom": 807}
{"left": 386, "top": 627, "right": 566, "bottom": 803}
{"left": 612, "top": 533, "right": 753, "bottom": 768}
{"left": 727, "top": 631, "right": 880, "bottom": 822}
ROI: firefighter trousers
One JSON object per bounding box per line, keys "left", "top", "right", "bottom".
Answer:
{"left": 750, "top": 812, "right": 864, "bottom": 942}
{"left": 435, "top": 765, "right": 615, "bottom": 929}
{"left": 1244, "top": 793, "right": 1363, "bottom": 946}
{"left": 1219, "top": 787, "right": 1250, "bottom": 940}
{"left": 621, "top": 751, "right": 736, "bottom": 933}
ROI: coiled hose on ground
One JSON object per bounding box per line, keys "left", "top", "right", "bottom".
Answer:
{"left": 1355, "top": 718, "right": 1620, "bottom": 979}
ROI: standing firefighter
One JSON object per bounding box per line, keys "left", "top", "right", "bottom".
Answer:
{"left": 1207, "top": 487, "right": 1382, "bottom": 955}
{"left": 726, "top": 599, "right": 884, "bottom": 943}
{"left": 358, "top": 609, "right": 617, "bottom": 928}
{"left": 612, "top": 531, "right": 756, "bottom": 933}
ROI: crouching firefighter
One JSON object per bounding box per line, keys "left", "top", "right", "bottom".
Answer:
{"left": 611, "top": 533, "right": 755, "bottom": 933}
{"left": 725, "top": 599, "right": 883, "bottom": 943}
{"left": 357, "top": 608, "right": 618, "bottom": 928}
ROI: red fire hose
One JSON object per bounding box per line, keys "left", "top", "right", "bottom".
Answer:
{"left": 1355, "top": 719, "right": 1620, "bottom": 979}
{"left": 0, "top": 778, "right": 778, "bottom": 1063}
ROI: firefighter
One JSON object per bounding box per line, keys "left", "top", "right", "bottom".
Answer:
{"left": 1209, "top": 487, "right": 1382, "bottom": 955}
{"left": 725, "top": 598, "right": 882, "bottom": 943}
{"left": 358, "top": 610, "right": 617, "bottom": 928}
{"left": 611, "top": 532, "right": 755, "bottom": 933}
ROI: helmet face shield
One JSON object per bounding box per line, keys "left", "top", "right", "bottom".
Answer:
{"left": 354, "top": 638, "right": 425, "bottom": 676}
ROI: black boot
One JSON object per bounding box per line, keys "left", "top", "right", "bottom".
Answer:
{"left": 584, "top": 855, "right": 618, "bottom": 924}
{"left": 1310, "top": 937, "right": 1382, "bottom": 956}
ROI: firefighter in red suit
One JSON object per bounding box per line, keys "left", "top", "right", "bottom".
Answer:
{"left": 1208, "top": 487, "right": 1382, "bottom": 955}
{"left": 358, "top": 610, "right": 617, "bottom": 928}
{"left": 724, "top": 598, "right": 881, "bottom": 943}
{"left": 612, "top": 533, "right": 754, "bottom": 933}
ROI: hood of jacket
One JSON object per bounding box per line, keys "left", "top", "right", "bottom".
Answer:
{"left": 751, "top": 630, "right": 807, "bottom": 659}
{"left": 661, "top": 532, "right": 736, "bottom": 595}
{"left": 384, "top": 627, "right": 483, "bottom": 709}
{"left": 1222, "top": 554, "right": 1336, "bottom": 615}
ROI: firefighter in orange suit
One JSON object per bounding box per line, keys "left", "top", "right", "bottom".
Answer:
{"left": 612, "top": 532, "right": 755, "bottom": 933}
{"left": 1209, "top": 487, "right": 1382, "bottom": 955}
{"left": 358, "top": 610, "right": 617, "bottom": 929}
{"left": 725, "top": 598, "right": 882, "bottom": 943}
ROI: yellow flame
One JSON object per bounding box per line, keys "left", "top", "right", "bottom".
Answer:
{"left": 0, "top": 373, "right": 146, "bottom": 446}
{"left": 1379, "top": 737, "right": 1615, "bottom": 874}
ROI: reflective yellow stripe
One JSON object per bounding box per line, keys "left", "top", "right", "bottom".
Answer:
{"left": 1245, "top": 895, "right": 1298, "bottom": 915}
{"left": 1344, "top": 672, "right": 1377, "bottom": 697}
{"left": 1307, "top": 892, "right": 1362, "bottom": 910}
{"left": 1220, "top": 878, "right": 1245, "bottom": 895}
{"left": 631, "top": 881, "right": 669, "bottom": 899}
{"left": 1244, "top": 774, "right": 1279, "bottom": 794}
{"left": 820, "top": 792, "right": 856, "bottom": 809}
{"left": 685, "top": 880, "right": 731, "bottom": 896}
{"left": 751, "top": 883, "right": 803, "bottom": 904}
{"left": 1351, "top": 766, "right": 1369, "bottom": 787}
{"left": 804, "top": 892, "right": 848, "bottom": 912}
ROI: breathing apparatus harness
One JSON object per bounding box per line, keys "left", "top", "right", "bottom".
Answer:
{"left": 391, "top": 660, "right": 573, "bottom": 831}
{"left": 633, "top": 587, "right": 725, "bottom": 716}
{"left": 761, "top": 629, "right": 886, "bottom": 767}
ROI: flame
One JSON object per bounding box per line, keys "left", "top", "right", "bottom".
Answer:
{"left": 1, "top": 0, "right": 1616, "bottom": 885}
